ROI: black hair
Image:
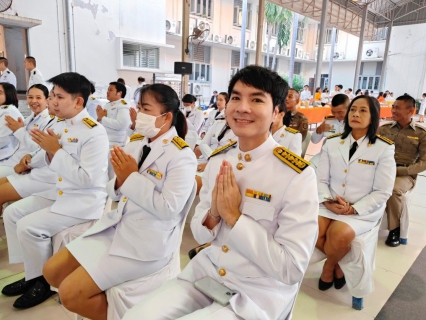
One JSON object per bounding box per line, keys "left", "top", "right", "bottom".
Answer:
{"left": 331, "top": 94, "right": 349, "bottom": 108}
{"left": 423, "top": 93, "right": 426, "bottom": 97}
{"left": 25, "top": 56, "right": 36, "bottom": 67}
{"left": 396, "top": 94, "right": 416, "bottom": 108}
{"left": 90, "top": 82, "right": 96, "bottom": 94}
{"left": 228, "top": 65, "right": 289, "bottom": 111}
{"left": 0, "top": 57, "right": 8, "bottom": 67}
{"left": 28, "top": 83, "right": 49, "bottom": 99}
{"left": 355, "top": 89, "right": 362, "bottom": 95}
{"left": 341, "top": 95, "right": 380, "bottom": 144}
{"left": 383, "top": 93, "right": 388, "bottom": 98}
{"left": 379, "top": 91, "right": 383, "bottom": 97}
{"left": 218, "top": 92, "right": 229, "bottom": 103}
{"left": 109, "top": 81, "right": 127, "bottom": 99}
{"left": 117, "top": 78, "right": 125, "bottom": 85}
{"left": 316, "top": 87, "right": 321, "bottom": 93}
{"left": 348, "top": 88, "right": 353, "bottom": 92}
{"left": 138, "top": 76, "right": 145, "bottom": 82}
{"left": 140, "top": 84, "right": 187, "bottom": 139}
{"left": 48, "top": 72, "right": 91, "bottom": 107}
{"left": 364, "top": 90, "right": 370, "bottom": 96}
{"left": 182, "top": 94, "right": 197, "bottom": 103}
{"left": 337, "top": 84, "right": 343, "bottom": 89}
{"left": 213, "top": 90, "right": 218, "bottom": 94}
{"left": 0, "top": 82, "right": 18, "bottom": 107}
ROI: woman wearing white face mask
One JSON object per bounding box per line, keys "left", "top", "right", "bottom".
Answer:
{"left": 182, "top": 94, "right": 204, "bottom": 134}
{"left": 43, "top": 84, "right": 197, "bottom": 320}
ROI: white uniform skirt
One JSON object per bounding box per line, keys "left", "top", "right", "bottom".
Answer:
{"left": 8, "top": 173, "right": 53, "bottom": 198}
{"left": 67, "top": 227, "right": 172, "bottom": 291}
{"left": 318, "top": 207, "right": 375, "bottom": 235}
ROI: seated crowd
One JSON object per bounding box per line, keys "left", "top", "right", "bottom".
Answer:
{"left": 0, "top": 65, "right": 424, "bottom": 320}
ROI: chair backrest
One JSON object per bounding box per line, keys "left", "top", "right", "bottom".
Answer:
{"left": 301, "top": 131, "right": 312, "bottom": 158}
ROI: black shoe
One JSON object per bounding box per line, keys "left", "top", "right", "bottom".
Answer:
{"left": 1, "top": 277, "right": 37, "bottom": 297}
{"left": 13, "top": 278, "right": 55, "bottom": 309}
{"left": 318, "top": 277, "right": 334, "bottom": 291}
{"left": 188, "top": 243, "right": 210, "bottom": 259}
{"left": 334, "top": 275, "right": 346, "bottom": 290}
{"left": 385, "top": 227, "right": 400, "bottom": 247}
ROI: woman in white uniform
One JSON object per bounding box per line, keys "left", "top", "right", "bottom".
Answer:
{"left": 271, "top": 103, "right": 302, "bottom": 155}
{"left": 200, "top": 92, "right": 228, "bottom": 138}
{"left": 0, "top": 83, "right": 24, "bottom": 163}
{"left": 418, "top": 93, "right": 426, "bottom": 123}
{"left": 43, "top": 84, "right": 197, "bottom": 320}
{"left": 316, "top": 95, "right": 396, "bottom": 291}
{"left": 0, "top": 84, "right": 50, "bottom": 178}
{"left": 183, "top": 94, "right": 204, "bottom": 134}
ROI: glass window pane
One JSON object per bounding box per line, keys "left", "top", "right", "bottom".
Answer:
{"left": 374, "top": 77, "right": 380, "bottom": 90}
{"left": 200, "top": 64, "right": 206, "bottom": 81}
{"left": 195, "top": 64, "right": 200, "bottom": 81}
{"left": 206, "top": 65, "right": 210, "bottom": 82}
{"left": 362, "top": 77, "right": 367, "bottom": 89}
{"left": 368, "top": 77, "right": 373, "bottom": 89}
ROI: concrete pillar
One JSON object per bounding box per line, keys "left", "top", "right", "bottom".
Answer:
{"left": 239, "top": 0, "right": 248, "bottom": 69}
{"left": 255, "top": 0, "right": 265, "bottom": 66}
{"left": 353, "top": 4, "right": 368, "bottom": 90}
{"left": 181, "top": 0, "right": 190, "bottom": 97}
{"left": 315, "top": 0, "right": 329, "bottom": 88}
{"left": 379, "top": 21, "right": 393, "bottom": 92}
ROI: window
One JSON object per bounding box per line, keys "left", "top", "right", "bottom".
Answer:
{"left": 123, "top": 42, "right": 159, "bottom": 69}
{"left": 294, "top": 62, "right": 301, "bottom": 75}
{"left": 263, "top": 56, "right": 279, "bottom": 71}
{"left": 189, "top": 45, "right": 212, "bottom": 82}
{"left": 296, "top": 21, "right": 306, "bottom": 43}
{"left": 372, "top": 27, "right": 388, "bottom": 41}
{"left": 266, "top": 23, "right": 279, "bottom": 37}
{"left": 190, "top": 0, "right": 213, "bottom": 19}
{"left": 358, "top": 75, "right": 381, "bottom": 90}
{"left": 233, "top": 0, "right": 252, "bottom": 29}
{"left": 231, "top": 50, "right": 249, "bottom": 77}
{"left": 316, "top": 27, "right": 339, "bottom": 44}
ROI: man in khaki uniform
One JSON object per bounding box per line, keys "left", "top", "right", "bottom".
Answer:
{"left": 377, "top": 94, "right": 426, "bottom": 247}
{"left": 284, "top": 88, "right": 309, "bottom": 142}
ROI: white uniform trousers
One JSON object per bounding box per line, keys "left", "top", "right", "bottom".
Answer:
{"left": 0, "top": 165, "right": 15, "bottom": 179}
{"left": 3, "top": 195, "right": 88, "bottom": 280}
{"left": 123, "top": 279, "right": 242, "bottom": 320}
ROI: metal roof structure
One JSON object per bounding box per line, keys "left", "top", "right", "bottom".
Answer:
{"left": 269, "top": 0, "right": 426, "bottom": 40}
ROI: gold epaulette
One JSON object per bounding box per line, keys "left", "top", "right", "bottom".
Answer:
{"left": 285, "top": 127, "right": 299, "bottom": 134}
{"left": 57, "top": 118, "right": 65, "bottom": 122}
{"left": 172, "top": 136, "right": 189, "bottom": 150}
{"left": 327, "top": 133, "right": 342, "bottom": 139}
{"left": 273, "top": 147, "right": 310, "bottom": 174}
{"left": 121, "top": 100, "right": 127, "bottom": 105}
{"left": 130, "top": 133, "right": 145, "bottom": 142}
{"left": 82, "top": 118, "right": 97, "bottom": 129}
{"left": 376, "top": 134, "right": 394, "bottom": 145}
{"left": 209, "top": 140, "right": 237, "bottom": 159}
{"left": 324, "top": 114, "right": 336, "bottom": 120}
{"left": 50, "top": 115, "right": 55, "bottom": 119}
{"left": 90, "top": 97, "right": 96, "bottom": 100}
{"left": 1, "top": 105, "right": 8, "bottom": 109}
{"left": 197, "top": 107, "right": 203, "bottom": 110}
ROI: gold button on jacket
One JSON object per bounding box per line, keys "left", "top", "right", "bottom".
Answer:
{"left": 218, "top": 268, "right": 226, "bottom": 276}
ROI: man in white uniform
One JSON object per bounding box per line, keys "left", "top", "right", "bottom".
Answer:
{"left": 85, "top": 82, "right": 101, "bottom": 119}
{"left": 0, "top": 57, "right": 17, "bottom": 88}
{"left": 1, "top": 72, "right": 109, "bottom": 309}
{"left": 300, "top": 85, "right": 312, "bottom": 101}
{"left": 124, "top": 65, "right": 318, "bottom": 320}
{"left": 24, "top": 56, "right": 44, "bottom": 88}
{"left": 330, "top": 84, "right": 343, "bottom": 99}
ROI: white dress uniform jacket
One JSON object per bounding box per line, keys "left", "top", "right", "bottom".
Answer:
{"left": 201, "top": 109, "right": 225, "bottom": 135}
{"left": 101, "top": 99, "right": 131, "bottom": 148}
{"left": 178, "top": 136, "right": 319, "bottom": 320}
{"left": 317, "top": 133, "right": 396, "bottom": 234}
{"left": 198, "top": 120, "right": 237, "bottom": 159}
{"left": 81, "top": 127, "right": 197, "bottom": 261}
{"left": 0, "top": 108, "right": 50, "bottom": 167}
{"left": 0, "top": 105, "right": 24, "bottom": 160}
{"left": 311, "top": 117, "right": 345, "bottom": 144}
{"left": 28, "top": 68, "right": 44, "bottom": 88}
{"left": 186, "top": 107, "right": 205, "bottom": 134}
{"left": 272, "top": 125, "right": 302, "bottom": 156}
{"left": 34, "top": 109, "right": 109, "bottom": 218}
{"left": 1, "top": 68, "right": 17, "bottom": 87}
{"left": 85, "top": 95, "right": 101, "bottom": 120}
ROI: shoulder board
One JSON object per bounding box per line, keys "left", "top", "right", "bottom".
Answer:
{"left": 82, "top": 118, "right": 97, "bottom": 129}
{"left": 1, "top": 105, "right": 8, "bottom": 109}
{"left": 327, "top": 133, "right": 342, "bottom": 139}
{"left": 324, "top": 114, "right": 336, "bottom": 120}
{"left": 121, "top": 100, "right": 127, "bottom": 105}
{"left": 171, "top": 136, "right": 189, "bottom": 150}
{"left": 57, "top": 118, "right": 65, "bottom": 122}
{"left": 91, "top": 97, "right": 96, "bottom": 100}
{"left": 376, "top": 134, "right": 394, "bottom": 145}
{"left": 209, "top": 140, "right": 238, "bottom": 159}
{"left": 50, "top": 115, "right": 55, "bottom": 119}
{"left": 197, "top": 107, "right": 203, "bottom": 110}
{"left": 273, "top": 147, "right": 310, "bottom": 174}
{"left": 285, "top": 127, "right": 299, "bottom": 134}
{"left": 6, "top": 70, "right": 10, "bottom": 74}
{"left": 130, "top": 133, "right": 145, "bottom": 142}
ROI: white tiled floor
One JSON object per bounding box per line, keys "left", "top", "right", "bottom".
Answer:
{"left": 1, "top": 132, "right": 425, "bottom": 319}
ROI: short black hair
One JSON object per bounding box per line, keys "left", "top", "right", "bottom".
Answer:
{"left": 331, "top": 94, "right": 349, "bottom": 108}
{"left": 337, "top": 84, "right": 343, "bottom": 89}
{"left": 138, "top": 76, "right": 145, "bottom": 82}
{"left": 396, "top": 94, "right": 416, "bottom": 108}
{"left": 341, "top": 95, "right": 380, "bottom": 144}
{"left": 25, "top": 56, "right": 36, "bottom": 67}
{"left": 109, "top": 81, "right": 127, "bottom": 99}
{"left": 228, "top": 65, "right": 289, "bottom": 110}
{"left": 48, "top": 72, "right": 91, "bottom": 107}
{"left": 182, "top": 94, "right": 197, "bottom": 103}
{"left": 348, "top": 88, "right": 353, "bottom": 92}
{"left": 0, "top": 82, "right": 18, "bottom": 107}
{"left": 117, "top": 78, "right": 125, "bottom": 85}
{"left": 0, "top": 57, "right": 8, "bottom": 67}
{"left": 28, "top": 83, "right": 49, "bottom": 99}
{"left": 213, "top": 90, "right": 218, "bottom": 94}
{"left": 90, "top": 82, "right": 95, "bottom": 94}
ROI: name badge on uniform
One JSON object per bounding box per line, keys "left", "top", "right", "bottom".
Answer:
{"left": 245, "top": 189, "right": 271, "bottom": 202}
{"left": 358, "top": 159, "right": 375, "bottom": 165}
{"left": 407, "top": 136, "right": 419, "bottom": 140}
{"left": 147, "top": 168, "right": 162, "bottom": 179}
{"left": 68, "top": 138, "right": 78, "bottom": 143}
{"left": 33, "top": 124, "right": 38, "bottom": 127}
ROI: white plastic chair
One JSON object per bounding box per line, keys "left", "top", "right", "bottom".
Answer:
{"left": 309, "top": 219, "right": 382, "bottom": 310}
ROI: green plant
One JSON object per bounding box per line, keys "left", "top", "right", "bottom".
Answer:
{"left": 281, "top": 74, "right": 305, "bottom": 92}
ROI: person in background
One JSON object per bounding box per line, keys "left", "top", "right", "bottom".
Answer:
{"left": 85, "top": 82, "right": 101, "bottom": 119}
{"left": 418, "top": 93, "right": 426, "bottom": 123}
{"left": 355, "top": 89, "right": 362, "bottom": 96}
{"left": 201, "top": 92, "right": 227, "bottom": 138}
{"left": 314, "top": 87, "right": 322, "bottom": 104}
{"left": 316, "top": 95, "right": 395, "bottom": 291}
{"left": 271, "top": 103, "right": 302, "bottom": 155}
{"left": 322, "top": 87, "right": 330, "bottom": 105}
{"left": 346, "top": 88, "right": 355, "bottom": 100}
{"left": 370, "top": 90, "right": 375, "bottom": 97}
{"left": 0, "top": 57, "right": 17, "bottom": 88}
{"left": 24, "top": 56, "right": 44, "bottom": 88}
{"left": 378, "top": 94, "right": 426, "bottom": 247}
{"left": 377, "top": 92, "right": 385, "bottom": 103}
{"left": 330, "top": 84, "right": 343, "bottom": 99}
{"left": 183, "top": 94, "right": 204, "bottom": 134}
{"left": 364, "top": 90, "right": 370, "bottom": 96}
{"left": 209, "top": 90, "right": 218, "bottom": 108}
{"left": 283, "top": 88, "right": 309, "bottom": 141}
{"left": 133, "top": 76, "right": 146, "bottom": 103}
{"left": 301, "top": 85, "right": 312, "bottom": 102}
{"left": 117, "top": 78, "right": 132, "bottom": 102}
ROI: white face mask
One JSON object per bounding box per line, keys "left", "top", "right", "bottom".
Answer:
{"left": 135, "top": 112, "right": 167, "bottom": 138}
{"left": 184, "top": 106, "right": 192, "bottom": 112}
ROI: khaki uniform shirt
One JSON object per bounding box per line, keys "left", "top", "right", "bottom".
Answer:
{"left": 377, "top": 119, "right": 426, "bottom": 177}
{"left": 289, "top": 111, "right": 309, "bottom": 142}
